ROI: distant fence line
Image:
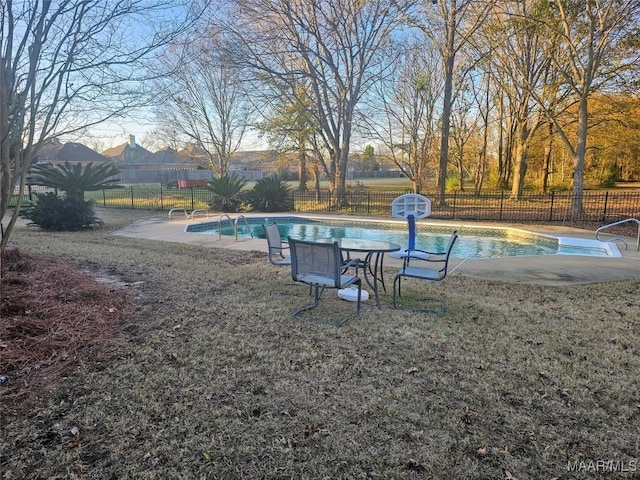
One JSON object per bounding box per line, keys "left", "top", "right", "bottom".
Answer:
{"left": 13, "top": 185, "right": 640, "bottom": 224}
{"left": 110, "top": 168, "right": 264, "bottom": 184}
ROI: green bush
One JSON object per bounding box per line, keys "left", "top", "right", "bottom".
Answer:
{"left": 206, "top": 174, "right": 248, "bottom": 212}
{"left": 445, "top": 176, "right": 460, "bottom": 192}
{"left": 21, "top": 193, "right": 103, "bottom": 230}
{"left": 600, "top": 164, "right": 621, "bottom": 188}
{"left": 247, "top": 175, "right": 293, "bottom": 212}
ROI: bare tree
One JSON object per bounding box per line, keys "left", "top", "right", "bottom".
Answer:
{"left": 535, "top": 0, "right": 640, "bottom": 217}
{"left": 477, "top": 0, "right": 556, "bottom": 199}
{"left": 411, "top": 0, "right": 494, "bottom": 206}
{"left": 0, "top": 0, "right": 202, "bottom": 253}
{"left": 366, "top": 41, "right": 443, "bottom": 194}
{"left": 154, "top": 24, "right": 255, "bottom": 177}
{"left": 449, "top": 73, "right": 483, "bottom": 192}
{"left": 219, "top": 0, "right": 410, "bottom": 198}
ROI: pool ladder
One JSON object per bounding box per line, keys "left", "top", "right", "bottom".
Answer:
{"left": 217, "top": 215, "right": 254, "bottom": 240}
{"left": 595, "top": 218, "right": 640, "bottom": 251}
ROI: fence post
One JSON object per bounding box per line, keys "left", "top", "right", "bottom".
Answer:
{"left": 191, "top": 188, "right": 195, "bottom": 211}
{"left": 130, "top": 186, "right": 134, "bottom": 209}
{"left": 549, "top": 191, "right": 554, "bottom": 221}
{"left": 602, "top": 191, "right": 609, "bottom": 222}
{"left": 160, "top": 186, "right": 164, "bottom": 211}
{"left": 102, "top": 189, "right": 106, "bottom": 207}
{"left": 28, "top": 184, "right": 33, "bottom": 202}
{"left": 499, "top": 191, "right": 504, "bottom": 220}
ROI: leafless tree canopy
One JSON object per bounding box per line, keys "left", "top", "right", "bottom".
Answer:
{"left": 1, "top": 0, "right": 202, "bottom": 252}
{"left": 216, "top": 0, "right": 411, "bottom": 195}
{"left": 154, "top": 24, "right": 255, "bottom": 177}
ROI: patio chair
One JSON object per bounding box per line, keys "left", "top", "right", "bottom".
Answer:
{"left": 262, "top": 223, "right": 291, "bottom": 266}
{"left": 288, "top": 237, "right": 362, "bottom": 326}
{"left": 392, "top": 231, "right": 458, "bottom": 313}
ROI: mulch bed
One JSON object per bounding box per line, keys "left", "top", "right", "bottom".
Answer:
{"left": 0, "top": 248, "right": 132, "bottom": 399}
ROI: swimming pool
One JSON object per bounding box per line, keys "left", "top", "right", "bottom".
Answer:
{"left": 185, "top": 215, "right": 619, "bottom": 259}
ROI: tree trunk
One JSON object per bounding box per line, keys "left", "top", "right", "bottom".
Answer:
{"left": 298, "top": 147, "right": 308, "bottom": 192}
{"left": 436, "top": 6, "right": 457, "bottom": 207}
{"left": 511, "top": 122, "right": 528, "bottom": 199}
{"left": 571, "top": 95, "right": 589, "bottom": 219}
{"left": 541, "top": 121, "right": 554, "bottom": 193}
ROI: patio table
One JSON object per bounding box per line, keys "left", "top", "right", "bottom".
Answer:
{"left": 317, "top": 238, "right": 401, "bottom": 309}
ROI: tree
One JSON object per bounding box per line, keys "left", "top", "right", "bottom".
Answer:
{"left": 367, "top": 41, "right": 442, "bottom": 193}
{"left": 361, "top": 145, "right": 380, "bottom": 172}
{"left": 478, "top": 0, "right": 556, "bottom": 199}
{"left": 220, "top": 0, "right": 410, "bottom": 199}
{"left": 449, "top": 77, "right": 481, "bottom": 192}
{"left": 534, "top": 0, "right": 640, "bottom": 217}
{"left": 0, "top": 0, "right": 201, "bottom": 253}
{"left": 154, "top": 23, "right": 255, "bottom": 177}
{"left": 254, "top": 87, "right": 318, "bottom": 192}
{"left": 411, "top": 0, "right": 494, "bottom": 205}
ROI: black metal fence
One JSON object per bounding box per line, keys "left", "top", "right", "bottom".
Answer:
{"left": 12, "top": 184, "right": 640, "bottom": 224}
{"left": 291, "top": 190, "right": 640, "bottom": 223}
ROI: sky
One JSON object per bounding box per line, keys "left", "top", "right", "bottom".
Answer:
{"left": 70, "top": 116, "right": 268, "bottom": 154}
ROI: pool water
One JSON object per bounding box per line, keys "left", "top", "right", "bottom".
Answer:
{"left": 184, "top": 215, "right": 615, "bottom": 259}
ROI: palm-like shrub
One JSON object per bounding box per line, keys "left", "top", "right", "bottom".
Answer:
{"left": 24, "top": 161, "right": 121, "bottom": 230}
{"left": 247, "top": 175, "right": 293, "bottom": 212}
{"left": 206, "top": 174, "right": 248, "bottom": 212}
{"left": 29, "top": 161, "right": 121, "bottom": 202}
{"left": 21, "top": 193, "right": 103, "bottom": 230}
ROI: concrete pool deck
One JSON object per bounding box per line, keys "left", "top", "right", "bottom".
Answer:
{"left": 110, "top": 213, "right": 640, "bottom": 286}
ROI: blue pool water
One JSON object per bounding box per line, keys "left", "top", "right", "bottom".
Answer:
{"left": 184, "top": 215, "right": 613, "bottom": 259}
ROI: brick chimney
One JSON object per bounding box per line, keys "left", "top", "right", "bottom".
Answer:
{"left": 128, "top": 134, "right": 136, "bottom": 148}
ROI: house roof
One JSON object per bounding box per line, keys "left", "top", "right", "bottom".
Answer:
{"left": 102, "top": 142, "right": 153, "bottom": 163}
{"left": 37, "top": 141, "right": 109, "bottom": 163}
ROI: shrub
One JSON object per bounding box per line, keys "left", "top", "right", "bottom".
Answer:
{"left": 600, "top": 164, "right": 621, "bottom": 188}
{"left": 206, "top": 174, "right": 248, "bottom": 212}
{"left": 29, "top": 161, "right": 121, "bottom": 203}
{"left": 445, "top": 176, "right": 460, "bottom": 192}
{"left": 247, "top": 175, "right": 293, "bottom": 212}
{"left": 21, "top": 193, "right": 103, "bottom": 230}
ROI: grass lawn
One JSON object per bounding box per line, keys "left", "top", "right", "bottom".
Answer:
{"left": 1, "top": 208, "right": 639, "bottom": 479}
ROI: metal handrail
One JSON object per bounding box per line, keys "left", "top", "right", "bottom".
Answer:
{"left": 217, "top": 214, "right": 232, "bottom": 239}
{"left": 234, "top": 215, "right": 254, "bottom": 240}
{"left": 190, "top": 209, "right": 209, "bottom": 219}
{"left": 595, "top": 218, "right": 640, "bottom": 251}
{"left": 168, "top": 208, "right": 188, "bottom": 219}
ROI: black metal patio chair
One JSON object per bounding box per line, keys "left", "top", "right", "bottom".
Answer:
{"left": 392, "top": 231, "right": 458, "bottom": 313}
{"left": 288, "top": 237, "right": 362, "bottom": 326}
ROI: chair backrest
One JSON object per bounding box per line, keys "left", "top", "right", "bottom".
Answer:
{"left": 263, "top": 223, "right": 288, "bottom": 264}
{"left": 438, "top": 231, "right": 459, "bottom": 279}
{"left": 288, "top": 237, "right": 342, "bottom": 288}
{"left": 263, "top": 223, "right": 282, "bottom": 250}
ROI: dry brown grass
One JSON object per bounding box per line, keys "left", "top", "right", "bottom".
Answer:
{"left": 1, "top": 208, "right": 639, "bottom": 479}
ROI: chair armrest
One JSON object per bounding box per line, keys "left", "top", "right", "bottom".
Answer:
{"left": 403, "top": 249, "right": 446, "bottom": 267}
{"left": 341, "top": 258, "right": 360, "bottom": 275}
